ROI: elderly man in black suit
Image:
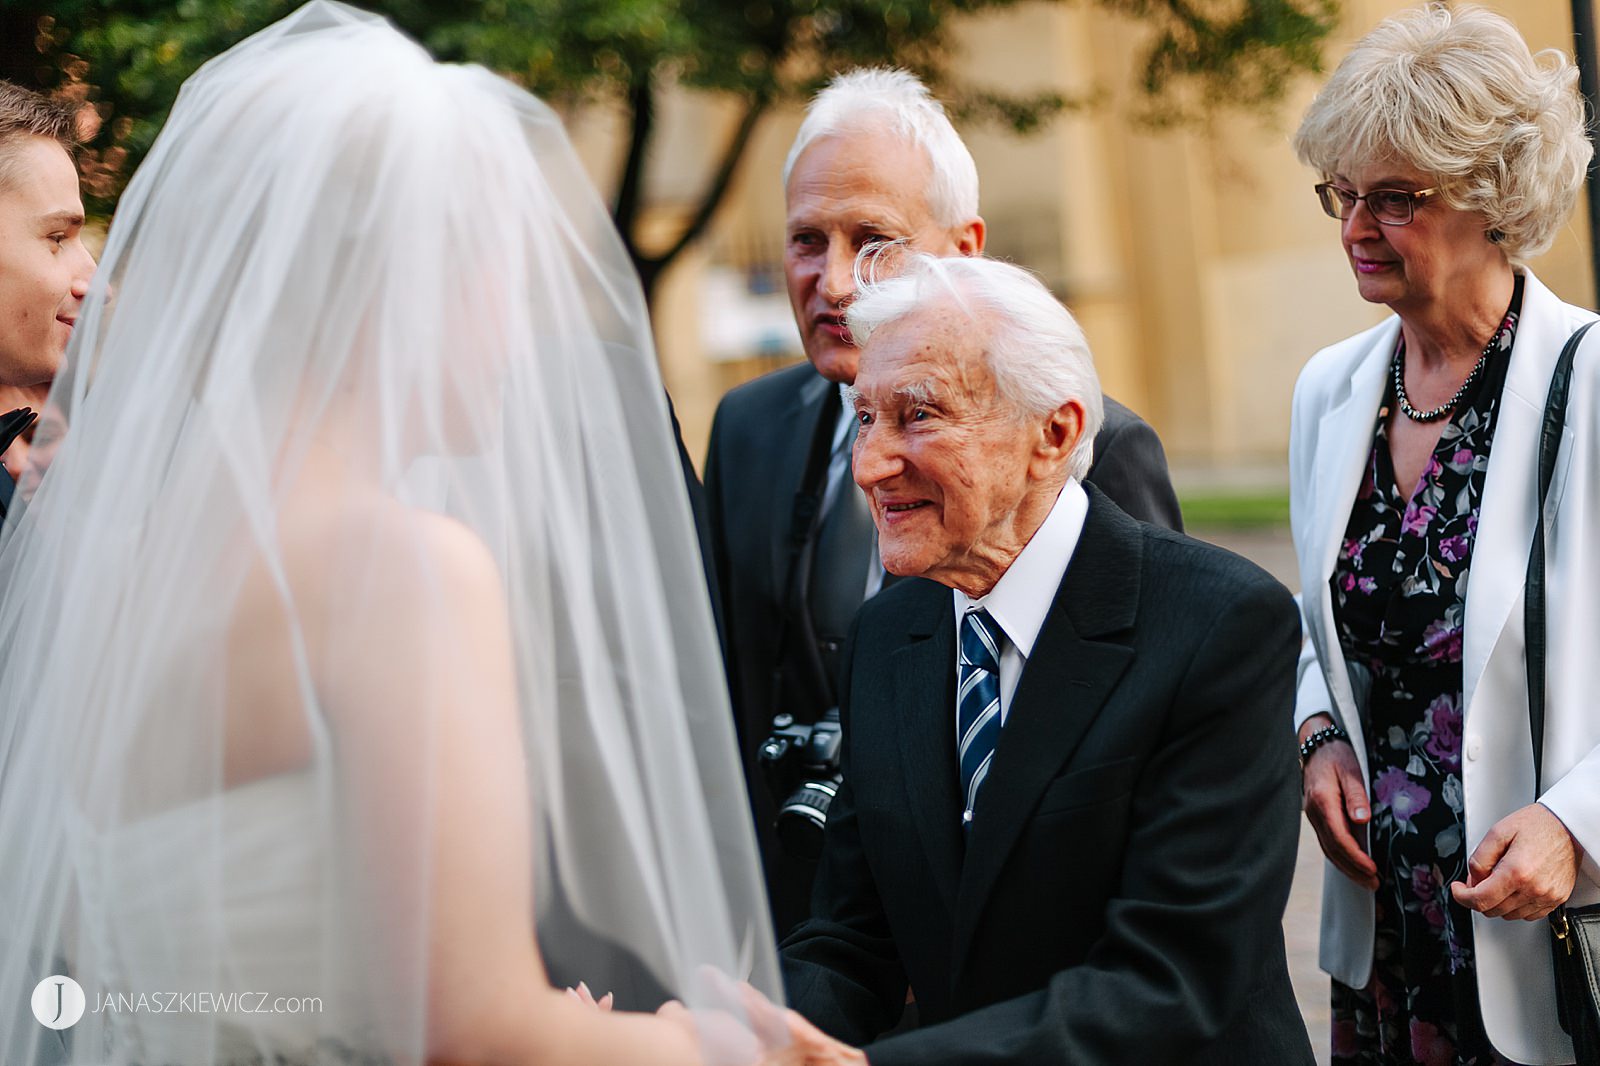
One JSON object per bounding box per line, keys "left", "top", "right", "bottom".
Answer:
{"left": 705, "top": 68, "right": 1182, "bottom": 933}
{"left": 777, "top": 253, "right": 1312, "bottom": 1065}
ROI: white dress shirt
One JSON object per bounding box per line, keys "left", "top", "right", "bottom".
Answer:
{"left": 951, "top": 478, "right": 1088, "bottom": 743}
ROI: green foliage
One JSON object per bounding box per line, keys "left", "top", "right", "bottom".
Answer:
{"left": 1114, "top": 0, "right": 1342, "bottom": 124}
{"left": 5, "top": 0, "right": 1339, "bottom": 290}
{"left": 1179, "top": 489, "right": 1291, "bottom": 529}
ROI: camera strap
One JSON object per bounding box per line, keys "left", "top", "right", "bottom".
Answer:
{"left": 768, "top": 384, "right": 846, "bottom": 725}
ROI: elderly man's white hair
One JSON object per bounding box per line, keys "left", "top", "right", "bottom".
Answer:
{"left": 782, "top": 68, "right": 980, "bottom": 229}
{"left": 845, "top": 253, "right": 1104, "bottom": 481}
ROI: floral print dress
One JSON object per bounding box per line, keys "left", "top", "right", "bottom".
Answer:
{"left": 1328, "top": 281, "right": 1525, "bottom": 1066}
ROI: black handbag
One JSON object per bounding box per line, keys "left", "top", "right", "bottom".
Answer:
{"left": 1526, "top": 319, "right": 1600, "bottom": 1065}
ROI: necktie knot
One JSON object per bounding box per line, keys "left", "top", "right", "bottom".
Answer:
{"left": 960, "top": 609, "right": 1002, "bottom": 675}
{"left": 957, "top": 608, "right": 1004, "bottom": 829}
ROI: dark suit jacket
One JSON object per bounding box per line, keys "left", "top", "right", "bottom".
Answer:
{"left": 780, "top": 487, "right": 1312, "bottom": 1065}
{"left": 704, "top": 363, "right": 1183, "bottom": 930}
{"left": 666, "top": 389, "right": 723, "bottom": 648}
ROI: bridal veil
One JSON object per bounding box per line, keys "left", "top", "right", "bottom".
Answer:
{"left": 0, "top": 4, "right": 779, "bottom": 1062}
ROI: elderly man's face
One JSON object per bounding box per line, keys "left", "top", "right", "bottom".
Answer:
{"left": 0, "top": 136, "right": 93, "bottom": 387}
{"left": 851, "top": 302, "right": 1076, "bottom": 596}
{"left": 784, "top": 131, "right": 982, "bottom": 385}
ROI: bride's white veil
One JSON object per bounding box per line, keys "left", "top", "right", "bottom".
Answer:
{"left": 0, "top": 4, "right": 779, "bottom": 1062}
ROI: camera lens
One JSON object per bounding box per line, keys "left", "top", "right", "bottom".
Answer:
{"left": 775, "top": 779, "right": 838, "bottom": 862}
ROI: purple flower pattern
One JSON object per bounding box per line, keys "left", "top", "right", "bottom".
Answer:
{"left": 1421, "top": 617, "right": 1463, "bottom": 664}
{"left": 1424, "top": 695, "right": 1463, "bottom": 771}
{"left": 1374, "top": 767, "right": 1431, "bottom": 826}
{"left": 1438, "top": 535, "right": 1469, "bottom": 563}
{"left": 1328, "top": 286, "right": 1525, "bottom": 1066}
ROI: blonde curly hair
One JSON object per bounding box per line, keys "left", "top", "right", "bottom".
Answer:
{"left": 1293, "top": 4, "right": 1590, "bottom": 263}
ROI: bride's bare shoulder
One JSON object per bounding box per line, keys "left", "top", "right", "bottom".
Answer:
{"left": 267, "top": 489, "right": 512, "bottom": 674}
{"left": 275, "top": 493, "right": 515, "bottom": 724}
{"left": 286, "top": 491, "right": 501, "bottom": 601}
{"left": 225, "top": 490, "right": 512, "bottom": 778}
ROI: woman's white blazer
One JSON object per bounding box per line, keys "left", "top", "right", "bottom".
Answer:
{"left": 1290, "top": 268, "right": 1600, "bottom": 1065}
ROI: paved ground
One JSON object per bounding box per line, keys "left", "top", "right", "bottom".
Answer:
{"left": 1193, "top": 524, "right": 1331, "bottom": 1065}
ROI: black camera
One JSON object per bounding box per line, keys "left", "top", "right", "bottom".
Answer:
{"left": 758, "top": 708, "right": 842, "bottom": 861}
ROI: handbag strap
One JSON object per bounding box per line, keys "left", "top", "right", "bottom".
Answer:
{"left": 1526, "top": 319, "right": 1596, "bottom": 796}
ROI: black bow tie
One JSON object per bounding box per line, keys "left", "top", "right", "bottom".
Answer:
{"left": 0, "top": 407, "right": 38, "bottom": 459}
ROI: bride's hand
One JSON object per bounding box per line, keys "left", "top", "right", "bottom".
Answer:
{"left": 565, "top": 981, "right": 613, "bottom": 1011}
{"left": 658, "top": 994, "right": 780, "bottom": 1065}
{"left": 658, "top": 982, "right": 866, "bottom": 1066}
{"left": 774, "top": 1009, "right": 867, "bottom": 1065}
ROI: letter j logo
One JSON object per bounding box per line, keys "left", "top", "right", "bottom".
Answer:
{"left": 30, "top": 976, "right": 85, "bottom": 1029}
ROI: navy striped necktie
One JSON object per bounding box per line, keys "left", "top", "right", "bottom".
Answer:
{"left": 957, "top": 608, "right": 1004, "bottom": 830}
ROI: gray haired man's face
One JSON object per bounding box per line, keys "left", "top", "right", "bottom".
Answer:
{"left": 783, "top": 131, "right": 973, "bottom": 386}
{"left": 848, "top": 302, "right": 1072, "bottom": 597}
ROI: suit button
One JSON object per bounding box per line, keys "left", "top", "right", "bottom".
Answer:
{"left": 1465, "top": 735, "right": 1483, "bottom": 761}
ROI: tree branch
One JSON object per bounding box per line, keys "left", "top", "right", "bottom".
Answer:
{"left": 639, "top": 93, "right": 769, "bottom": 279}
{"left": 612, "top": 74, "right": 655, "bottom": 266}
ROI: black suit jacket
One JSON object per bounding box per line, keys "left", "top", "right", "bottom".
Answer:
{"left": 704, "top": 363, "right": 1183, "bottom": 929}
{"left": 665, "top": 390, "right": 722, "bottom": 647}
{"left": 780, "top": 488, "right": 1312, "bottom": 1065}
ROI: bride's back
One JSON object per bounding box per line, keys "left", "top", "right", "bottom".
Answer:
{"left": 0, "top": 6, "right": 782, "bottom": 1062}
{"left": 222, "top": 462, "right": 508, "bottom": 790}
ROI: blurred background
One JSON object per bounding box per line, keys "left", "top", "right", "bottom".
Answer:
{"left": 4, "top": 0, "right": 1591, "bottom": 493}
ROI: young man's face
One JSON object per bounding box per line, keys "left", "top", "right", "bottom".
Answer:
{"left": 0, "top": 136, "right": 93, "bottom": 387}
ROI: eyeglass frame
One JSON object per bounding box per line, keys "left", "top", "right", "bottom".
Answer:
{"left": 1314, "top": 181, "right": 1440, "bottom": 226}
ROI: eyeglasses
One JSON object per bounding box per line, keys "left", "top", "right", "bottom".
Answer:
{"left": 1314, "top": 182, "right": 1439, "bottom": 226}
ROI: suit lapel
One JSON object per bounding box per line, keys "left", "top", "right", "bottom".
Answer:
{"left": 768, "top": 372, "right": 836, "bottom": 595}
{"left": 891, "top": 583, "right": 964, "bottom": 918}
{"left": 1465, "top": 271, "right": 1566, "bottom": 714}
{"left": 950, "top": 489, "right": 1138, "bottom": 977}
{"left": 1299, "top": 322, "right": 1393, "bottom": 739}
{"left": 1309, "top": 321, "right": 1396, "bottom": 590}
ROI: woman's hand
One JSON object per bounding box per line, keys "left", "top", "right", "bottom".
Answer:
{"left": 773, "top": 1010, "right": 868, "bottom": 1065}
{"left": 565, "top": 981, "right": 613, "bottom": 1011}
{"left": 657, "top": 976, "right": 866, "bottom": 1066}
{"left": 1300, "top": 714, "right": 1378, "bottom": 891}
{"left": 1451, "top": 803, "right": 1582, "bottom": 920}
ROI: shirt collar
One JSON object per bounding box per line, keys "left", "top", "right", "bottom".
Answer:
{"left": 952, "top": 478, "right": 1088, "bottom": 659}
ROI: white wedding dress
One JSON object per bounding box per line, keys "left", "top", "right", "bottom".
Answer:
{"left": 77, "top": 774, "right": 332, "bottom": 1063}
{"left": 0, "top": 5, "right": 780, "bottom": 1063}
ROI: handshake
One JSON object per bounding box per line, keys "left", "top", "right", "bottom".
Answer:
{"left": 565, "top": 975, "right": 867, "bottom": 1066}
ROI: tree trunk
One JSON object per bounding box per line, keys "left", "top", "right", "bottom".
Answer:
{"left": 628, "top": 95, "right": 769, "bottom": 309}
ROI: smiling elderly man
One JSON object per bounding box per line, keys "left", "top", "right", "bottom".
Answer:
{"left": 705, "top": 68, "right": 1181, "bottom": 935}
{"left": 777, "top": 254, "right": 1313, "bottom": 1066}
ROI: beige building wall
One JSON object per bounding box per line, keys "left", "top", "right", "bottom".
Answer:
{"left": 570, "top": 0, "right": 1595, "bottom": 474}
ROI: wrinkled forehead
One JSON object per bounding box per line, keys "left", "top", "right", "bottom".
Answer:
{"left": 854, "top": 302, "right": 993, "bottom": 400}
{"left": 784, "top": 127, "right": 935, "bottom": 208}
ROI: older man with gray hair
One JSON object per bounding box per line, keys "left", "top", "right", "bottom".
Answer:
{"left": 776, "top": 254, "right": 1311, "bottom": 1065}
{"left": 705, "top": 68, "right": 1181, "bottom": 934}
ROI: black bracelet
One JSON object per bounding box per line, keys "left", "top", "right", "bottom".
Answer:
{"left": 1299, "top": 723, "right": 1350, "bottom": 766}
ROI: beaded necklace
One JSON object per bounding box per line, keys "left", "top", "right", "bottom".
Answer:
{"left": 1391, "top": 314, "right": 1513, "bottom": 423}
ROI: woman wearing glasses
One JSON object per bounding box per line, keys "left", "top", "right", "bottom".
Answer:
{"left": 1289, "top": 6, "right": 1600, "bottom": 1064}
